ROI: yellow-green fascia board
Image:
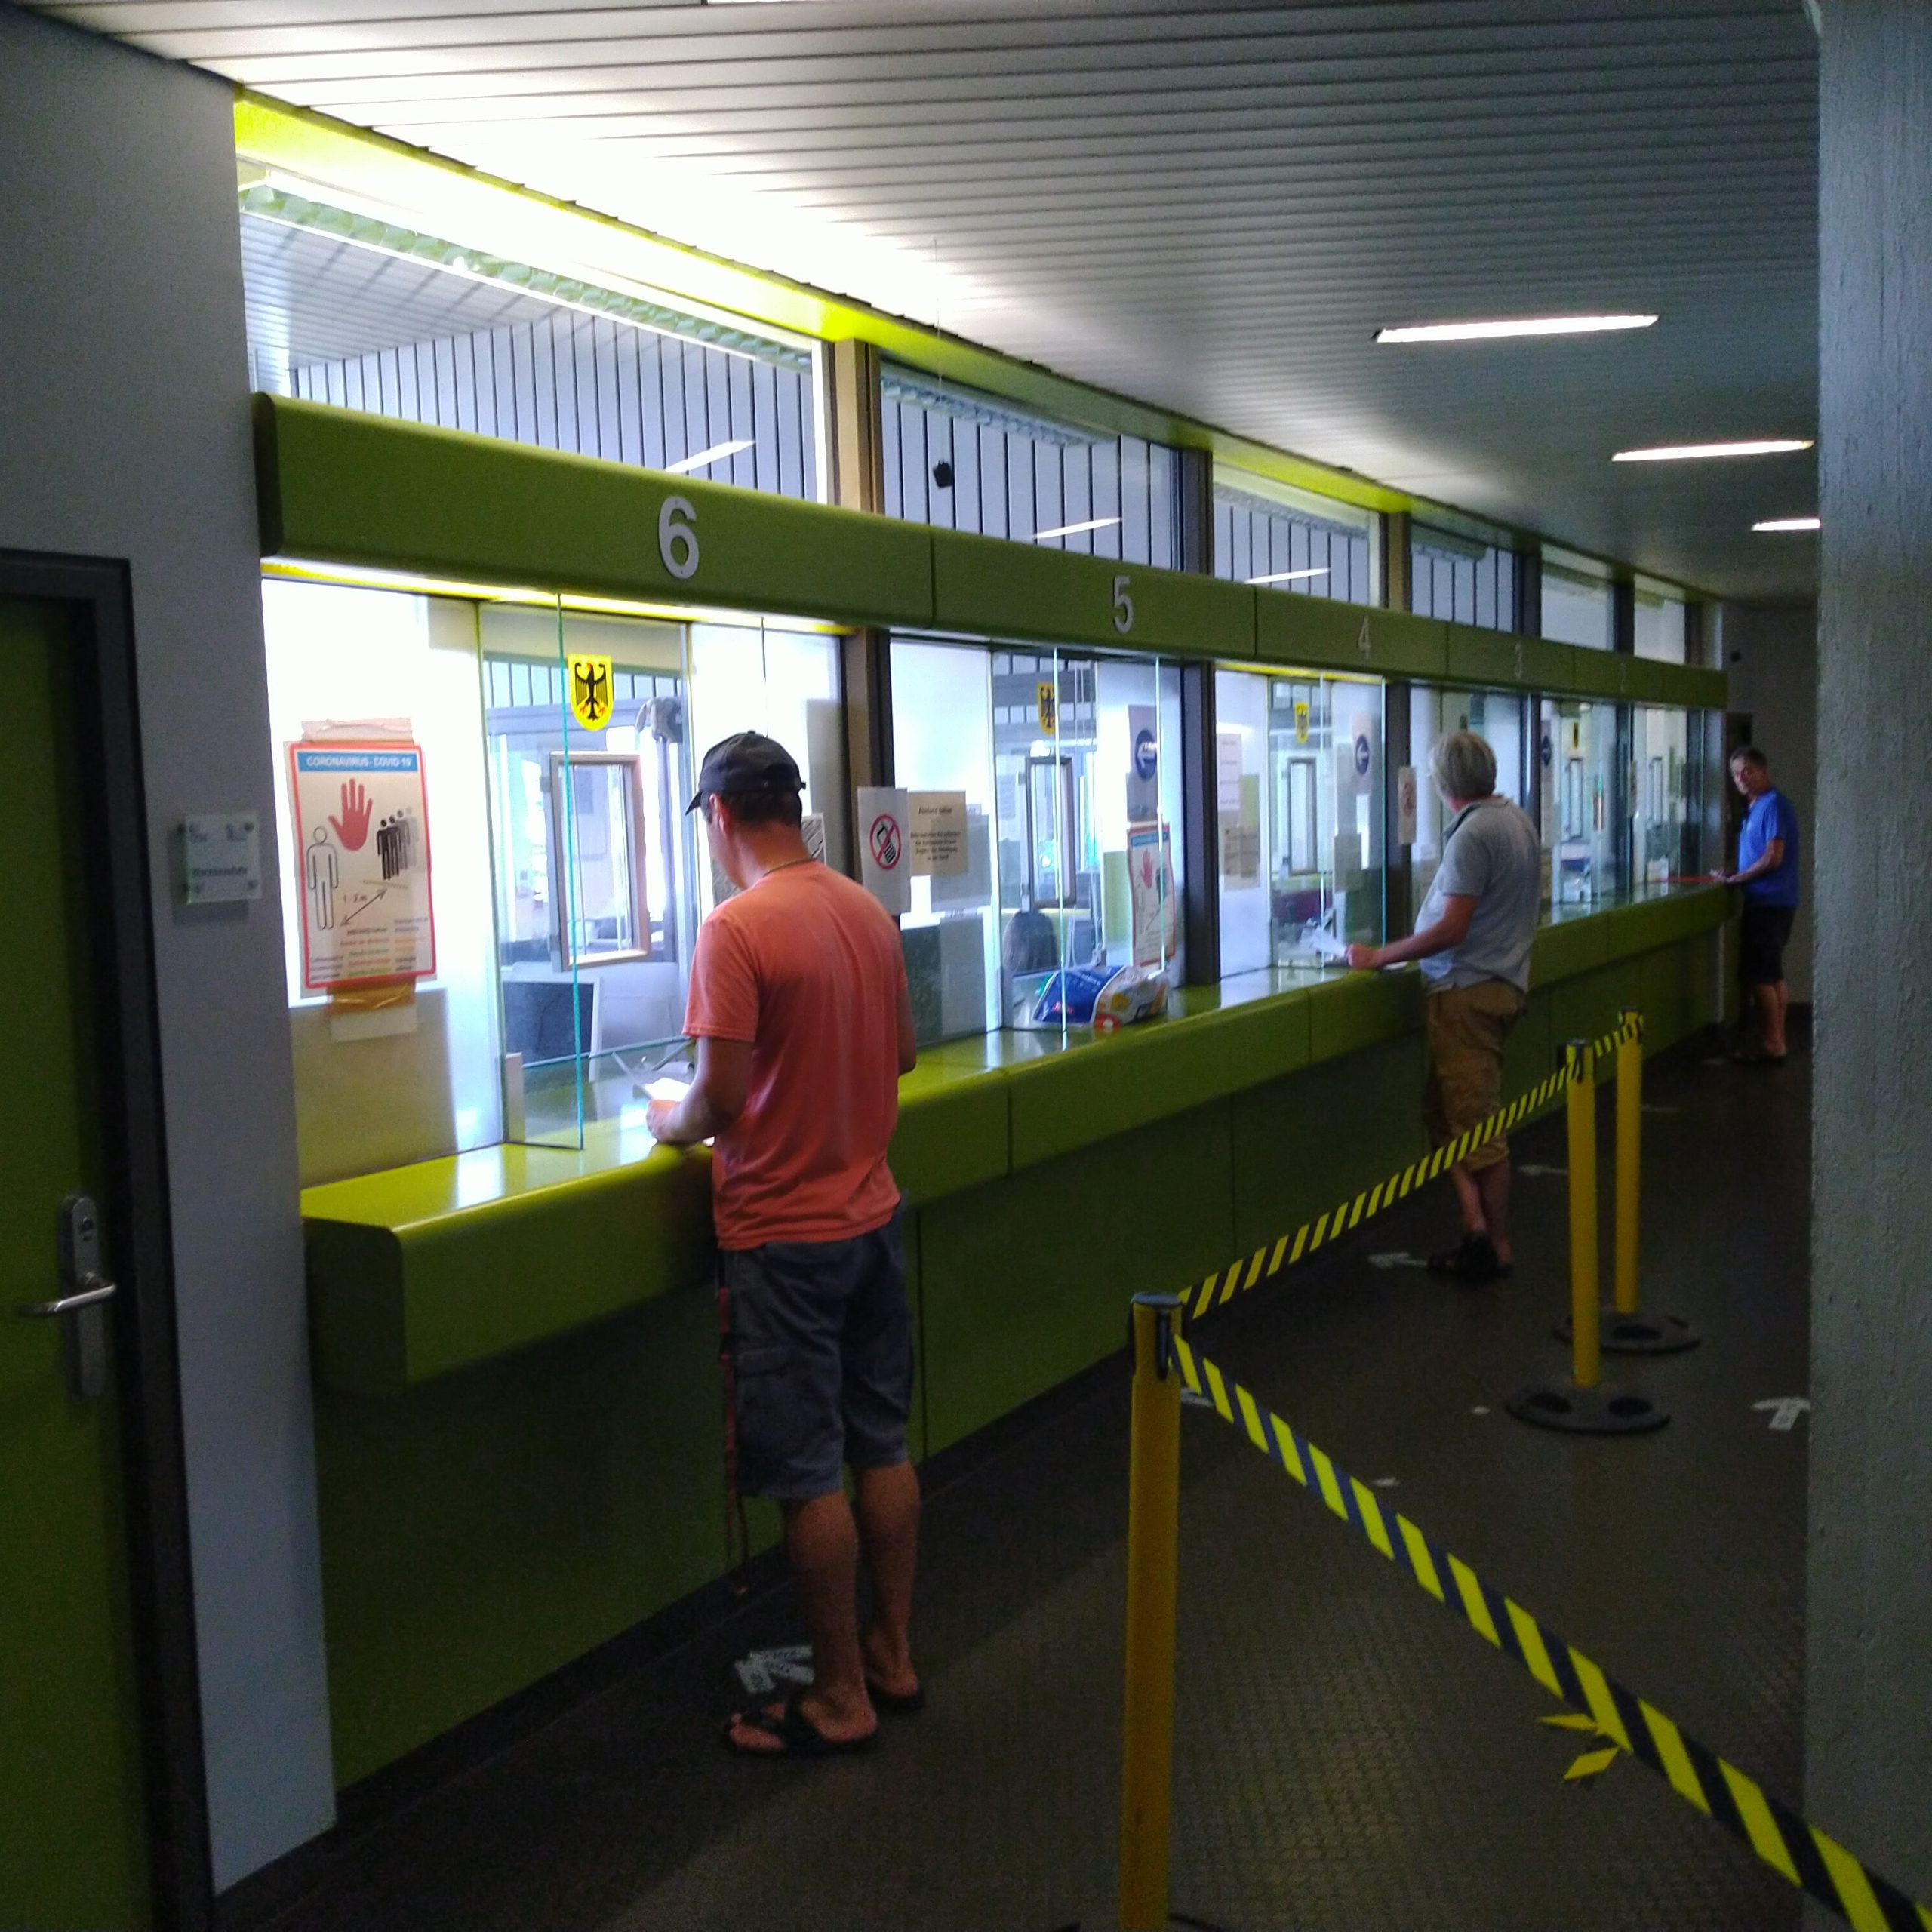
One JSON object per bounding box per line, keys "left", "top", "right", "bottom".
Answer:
{"left": 254, "top": 395, "right": 935, "bottom": 626}
{"left": 1444, "top": 626, "right": 1578, "bottom": 694}
{"left": 931, "top": 528, "right": 1257, "bottom": 660}
{"left": 1257, "top": 593, "right": 1447, "bottom": 679}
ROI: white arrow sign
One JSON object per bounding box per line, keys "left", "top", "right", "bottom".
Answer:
{"left": 734, "top": 1644, "right": 815, "bottom": 1696}
{"left": 1518, "top": 1163, "right": 1567, "bottom": 1178}
{"left": 1368, "top": 1251, "right": 1429, "bottom": 1271}
{"left": 1753, "top": 1397, "right": 1810, "bottom": 1432}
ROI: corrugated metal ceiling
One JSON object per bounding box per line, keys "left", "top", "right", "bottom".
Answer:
{"left": 43, "top": 0, "right": 1820, "bottom": 600}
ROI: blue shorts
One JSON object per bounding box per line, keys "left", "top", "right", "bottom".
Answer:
{"left": 720, "top": 1206, "right": 913, "bottom": 1503}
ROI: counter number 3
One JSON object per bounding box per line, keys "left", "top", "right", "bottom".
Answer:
{"left": 1112, "top": 573, "right": 1135, "bottom": 636}
{"left": 658, "top": 495, "right": 700, "bottom": 581}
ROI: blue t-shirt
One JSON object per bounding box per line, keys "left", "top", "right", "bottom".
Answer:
{"left": 1738, "top": 789, "right": 1800, "bottom": 906}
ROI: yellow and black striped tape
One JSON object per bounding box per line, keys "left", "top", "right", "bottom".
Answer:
{"left": 1173, "top": 1337, "right": 1930, "bottom": 1932}
{"left": 1180, "top": 1015, "right": 1641, "bottom": 1324}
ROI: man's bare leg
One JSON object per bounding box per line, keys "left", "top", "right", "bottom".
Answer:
{"left": 728, "top": 1491, "right": 875, "bottom": 1750}
{"left": 1767, "top": 980, "right": 1790, "bottom": 1057}
{"left": 1473, "top": 1156, "right": 1514, "bottom": 1267}
{"left": 856, "top": 1460, "right": 921, "bottom": 1700}
{"left": 1449, "top": 1161, "right": 1486, "bottom": 1238}
{"left": 1748, "top": 982, "right": 1784, "bottom": 1057}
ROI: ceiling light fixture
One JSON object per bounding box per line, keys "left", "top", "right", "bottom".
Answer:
{"left": 1612, "top": 438, "right": 1814, "bottom": 463}
{"left": 1032, "top": 517, "right": 1121, "bottom": 543}
{"left": 1752, "top": 516, "right": 1822, "bottom": 533}
{"left": 1376, "top": 315, "right": 1657, "bottom": 344}
{"left": 666, "top": 438, "right": 756, "bottom": 475}
{"left": 1247, "top": 568, "right": 1331, "bottom": 585}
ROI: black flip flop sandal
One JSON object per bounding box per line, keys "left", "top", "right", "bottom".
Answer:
{"left": 724, "top": 1688, "right": 878, "bottom": 1759}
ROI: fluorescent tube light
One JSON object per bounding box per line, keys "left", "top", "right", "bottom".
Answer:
{"left": 1752, "top": 516, "right": 1821, "bottom": 533}
{"left": 1032, "top": 517, "right": 1121, "bottom": 543}
{"left": 1613, "top": 439, "right": 1814, "bottom": 463}
{"left": 1247, "top": 568, "right": 1331, "bottom": 585}
{"left": 666, "top": 438, "right": 755, "bottom": 475}
{"left": 1376, "top": 315, "right": 1657, "bottom": 344}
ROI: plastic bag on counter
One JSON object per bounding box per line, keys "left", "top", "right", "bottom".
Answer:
{"left": 1091, "top": 965, "right": 1169, "bottom": 1035}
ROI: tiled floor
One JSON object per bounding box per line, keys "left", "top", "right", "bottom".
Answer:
{"left": 267, "top": 1038, "right": 1809, "bottom": 1932}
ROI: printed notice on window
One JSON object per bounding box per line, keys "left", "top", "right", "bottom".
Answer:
{"left": 909, "top": 791, "right": 969, "bottom": 876}
{"left": 288, "top": 741, "right": 436, "bottom": 993}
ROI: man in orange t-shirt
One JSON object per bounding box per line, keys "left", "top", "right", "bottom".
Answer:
{"left": 647, "top": 731, "right": 920, "bottom": 1759}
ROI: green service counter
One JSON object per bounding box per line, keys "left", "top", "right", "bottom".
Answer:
{"left": 305, "top": 888, "right": 1734, "bottom": 1789}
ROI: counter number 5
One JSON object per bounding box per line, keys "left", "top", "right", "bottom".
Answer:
{"left": 658, "top": 495, "right": 700, "bottom": 581}
{"left": 1111, "top": 573, "right": 1135, "bottom": 635}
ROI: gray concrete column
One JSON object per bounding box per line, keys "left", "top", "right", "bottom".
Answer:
{"left": 1809, "top": 0, "right": 1932, "bottom": 1902}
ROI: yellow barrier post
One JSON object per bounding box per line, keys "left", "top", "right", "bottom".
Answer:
{"left": 1614, "top": 1013, "right": 1643, "bottom": 1320}
{"left": 1567, "top": 1040, "right": 1601, "bottom": 1391}
{"left": 1507, "top": 1040, "right": 1668, "bottom": 1435}
{"left": 1119, "top": 1294, "right": 1181, "bottom": 1932}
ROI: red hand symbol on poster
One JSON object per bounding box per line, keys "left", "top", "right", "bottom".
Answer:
{"left": 329, "top": 780, "right": 373, "bottom": 851}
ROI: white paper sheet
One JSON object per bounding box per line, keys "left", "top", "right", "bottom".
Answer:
{"left": 1301, "top": 924, "right": 1352, "bottom": 963}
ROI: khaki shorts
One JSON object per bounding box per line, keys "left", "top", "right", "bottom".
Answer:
{"left": 1423, "top": 980, "right": 1527, "bottom": 1174}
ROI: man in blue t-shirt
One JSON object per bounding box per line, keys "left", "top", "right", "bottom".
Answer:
{"left": 1721, "top": 746, "right": 1800, "bottom": 1063}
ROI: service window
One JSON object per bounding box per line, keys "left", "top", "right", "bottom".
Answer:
{"left": 1539, "top": 698, "right": 1626, "bottom": 907}
{"left": 1407, "top": 686, "right": 1531, "bottom": 926}
{"left": 1216, "top": 667, "right": 1387, "bottom": 976}
{"left": 1631, "top": 705, "right": 1705, "bottom": 890}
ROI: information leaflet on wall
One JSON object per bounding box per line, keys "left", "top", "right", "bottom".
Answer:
{"left": 1128, "top": 822, "right": 1177, "bottom": 968}
{"left": 1126, "top": 705, "right": 1160, "bottom": 823}
{"left": 908, "top": 791, "right": 968, "bottom": 875}
{"left": 288, "top": 741, "right": 436, "bottom": 992}
{"left": 857, "top": 786, "right": 912, "bottom": 915}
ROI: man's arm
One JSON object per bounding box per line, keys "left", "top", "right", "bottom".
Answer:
{"left": 1346, "top": 894, "right": 1476, "bottom": 971}
{"left": 1721, "top": 838, "right": 1785, "bottom": 888}
{"left": 896, "top": 979, "right": 918, "bottom": 1075}
{"left": 646, "top": 1033, "right": 752, "bottom": 1146}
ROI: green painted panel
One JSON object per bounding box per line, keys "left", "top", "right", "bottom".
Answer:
{"left": 0, "top": 599, "right": 149, "bottom": 1929}
{"left": 892, "top": 1063, "right": 1009, "bottom": 1202}
{"left": 1567, "top": 648, "right": 1638, "bottom": 700}
{"left": 1306, "top": 968, "right": 1425, "bottom": 1063}
{"left": 1005, "top": 993, "right": 1309, "bottom": 1169}
{"left": 1502, "top": 986, "right": 1558, "bottom": 1106}
{"left": 1550, "top": 961, "right": 1645, "bottom": 1063}
{"left": 1444, "top": 626, "right": 1577, "bottom": 694}
{"left": 919, "top": 1102, "right": 1236, "bottom": 1454}
{"left": 1229, "top": 1036, "right": 1427, "bottom": 1257}
{"left": 314, "top": 1282, "right": 724, "bottom": 1787}
{"left": 1668, "top": 666, "right": 1729, "bottom": 710}
{"left": 1531, "top": 913, "right": 1616, "bottom": 985}
{"left": 255, "top": 395, "right": 934, "bottom": 626}
{"left": 1257, "top": 593, "right": 1447, "bottom": 678}
{"left": 929, "top": 527, "right": 1256, "bottom": 659}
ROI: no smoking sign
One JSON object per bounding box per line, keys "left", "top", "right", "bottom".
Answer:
{"left": 870, "top": 812, "right": 902, "bottom": 870}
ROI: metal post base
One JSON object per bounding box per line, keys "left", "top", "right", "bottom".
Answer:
{"left": 1555, "top": 1308, "right": 1701, "bottom": 1355}
{"left": 1505, "top": 1380, "right": 1670, "bottom": 1435}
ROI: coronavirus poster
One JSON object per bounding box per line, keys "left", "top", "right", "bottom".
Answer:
{"left": 288, "top": 741, "right": 436, "bottom": 992}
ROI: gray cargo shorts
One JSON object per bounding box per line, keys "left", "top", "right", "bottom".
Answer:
{"left": 719, "top": 1204, "right": 912, "bottom": 1503}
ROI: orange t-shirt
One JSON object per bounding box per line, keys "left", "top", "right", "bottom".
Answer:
{"left": 684, "top": 861, "right": 908, "bottom": 1250}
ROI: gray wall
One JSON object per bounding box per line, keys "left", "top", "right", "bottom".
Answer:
{"left": 1721, "top": 601, "right": 1818, "bottom": 1002}
{"left": 0, "top": 9, "right": 335, "bottom": 1887}
{"left": 1810, "top": 0, "right": 1932, "bottom": 1906}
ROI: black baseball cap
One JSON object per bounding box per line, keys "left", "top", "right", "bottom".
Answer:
{"left": 685, "top": 731, "right": 805, "bottom": 813}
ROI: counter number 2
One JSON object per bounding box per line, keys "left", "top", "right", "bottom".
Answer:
{"left": 1112, "top": 573, "right": 1134, "bottom": 635}
{"left": 658, "top": 495, "right": 700, "bottom": 581}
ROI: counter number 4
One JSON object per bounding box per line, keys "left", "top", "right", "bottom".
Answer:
{"left": 659, "top": 495, "right": 700, "bottom": 581}
{"left": 1112, "top": 573, "right": 1134, "bottom": 635}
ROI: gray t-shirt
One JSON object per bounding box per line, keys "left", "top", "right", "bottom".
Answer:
{"left": 1417, "top": 797, "right": 1543, "bottom": 992}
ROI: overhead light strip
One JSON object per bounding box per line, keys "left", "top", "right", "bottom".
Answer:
{"left": 1614, "top": 439, "right": 1814, "bottom": 463}
{"left": 1752, "top": 517, "right": 1821, "bottom": 533}
{"left": 1377, "top": 315, "right": 1657, "bottom": 344}
{"left": 1247, "top": 568, "right": 1331, "bottom": 585}
{"left": 666, "top": 438, "right": 756, "bottom": 475}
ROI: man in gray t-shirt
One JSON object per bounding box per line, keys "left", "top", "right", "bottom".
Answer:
{"left": 1347, "top": 730, "right": 1542, "bottom": 1285}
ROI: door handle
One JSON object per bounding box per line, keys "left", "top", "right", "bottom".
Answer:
{"left": 23, "top": 1197, "right": 115, "bottom": 1401}
{"left": 18, "top": 1273, "right": 118, "bottom": 1318}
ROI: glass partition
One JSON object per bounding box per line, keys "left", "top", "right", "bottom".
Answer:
{"left": 1542, "top": 551, "right": 1615, "bottom": 650}
{"left": 881, "top": 366, "right": 1181, "bottom": 566}
{"left": 1410, "top": 525, "right": 1518, "bottom": 630}
{"left": 890, "top": 635, "right": 1186, "bottom": 1040}
{"left": 1631, "top": 705, "right": 1706, "bottom": 889}
{"left": 1633, "top": 584, "right": 1690, "bottom": 663}
{"left": 1539, "top": 697, "right": 1625, "bottom": 906}
{"left": 1212, "top": 466, "right": 1376, "bottom": 605}
{"left": 1407, "top": 686, "right": 1531, "bottom": 926}
{"left": 1217, "top": 668, "right": 1386, "bottom": 974}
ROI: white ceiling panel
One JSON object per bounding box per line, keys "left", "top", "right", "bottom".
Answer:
{"left": 43, "top": 0, "right": 1821, "bottom": 599}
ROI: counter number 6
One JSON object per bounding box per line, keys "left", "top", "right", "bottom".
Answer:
{"left": 1112, "top": 572, "right": 1134, "bottom": 635}
{"left": 658, "top": 495, "right": 700, "bottom": 581}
